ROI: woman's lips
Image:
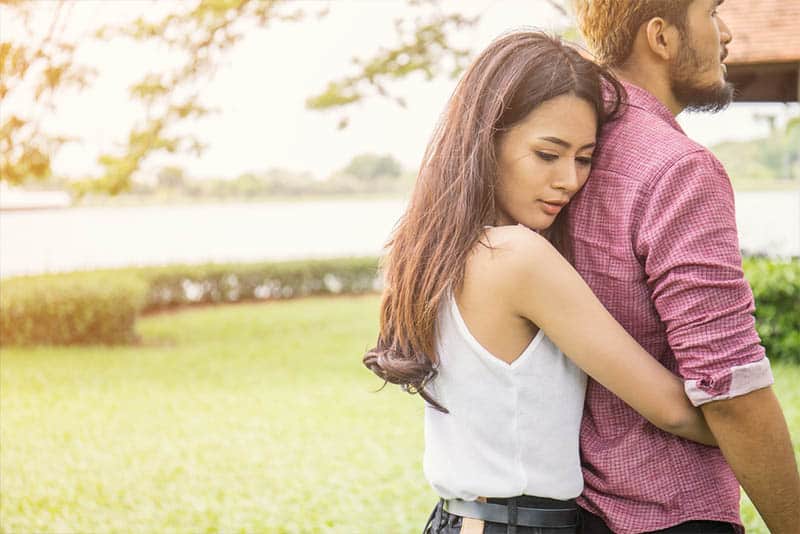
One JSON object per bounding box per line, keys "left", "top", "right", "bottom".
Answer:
{"left": 538, "top": 200, "right": 566, "bottom": 215}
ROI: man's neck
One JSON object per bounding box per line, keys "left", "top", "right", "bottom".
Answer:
{"left": 613, "top": 65, "right": 684, "bottom": 116}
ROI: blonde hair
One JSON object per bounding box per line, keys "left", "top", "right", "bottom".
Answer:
{"left": 573, "top": 0, "right": 692, "bottom": 66}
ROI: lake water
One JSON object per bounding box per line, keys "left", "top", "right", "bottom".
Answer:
{"left": 1, "top": 192, "right": 798, "bottom": 278}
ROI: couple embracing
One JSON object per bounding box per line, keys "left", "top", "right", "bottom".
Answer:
{"left": 364, "top": 1, "right": 800, "bottom": 533}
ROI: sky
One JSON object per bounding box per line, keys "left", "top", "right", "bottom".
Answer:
{"left": 4, "top": 0, "right": 798, "bottom": 182}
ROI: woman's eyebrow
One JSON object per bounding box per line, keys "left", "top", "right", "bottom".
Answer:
{"left": 538, "top": 136, "right": 596, "bottom": 150}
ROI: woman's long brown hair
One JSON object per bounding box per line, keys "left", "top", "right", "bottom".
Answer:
{"left": 363, "top": 31, "right": 625, "bottom": 411}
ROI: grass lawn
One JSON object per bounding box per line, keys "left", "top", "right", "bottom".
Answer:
{"left": 1, "top": 295, "right": 798, "bottom": 533}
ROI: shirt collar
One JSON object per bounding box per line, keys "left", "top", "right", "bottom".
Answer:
{"left": 620, "top": 80, "right": 686, "bottom": 135}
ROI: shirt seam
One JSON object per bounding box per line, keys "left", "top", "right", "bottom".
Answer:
{"left": 591, "top": 147, "right": 710, "bottom": 190}
{"left": 631, "top": 148, "right": 714, "bottom": 250}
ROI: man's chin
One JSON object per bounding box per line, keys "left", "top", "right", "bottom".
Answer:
{"left": 674, "top": 80, "right": 734, "bottom": 113}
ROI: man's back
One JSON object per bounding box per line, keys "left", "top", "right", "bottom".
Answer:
{"left": 567, "top": 82, "right": 771, "bottom": 534}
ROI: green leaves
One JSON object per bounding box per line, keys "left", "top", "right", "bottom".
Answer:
{"left": 305, "top": 80, "right": 361, "bottom": 109}
{"left": 744, "top": 257, "right": 800, "bottom": 364}
{"left": 305, "top": 0, "right": 576, "bottom": 124}
{"left": 0, "top": 114, "right": 53, "bottom": 183}
{"left": 2, "top": 0, "right": 575, "bottom": 194}
{"left": 78, "top": 0, "right": 309, "bottom": 193}
{"left": 306, "top": 3, "right": 477, "bottom": 129}
{"left": 0, "top": 2, "right": 95, "bottom": 186}
{"left": 129, "top": 74, "right": 171, "bottom": 102}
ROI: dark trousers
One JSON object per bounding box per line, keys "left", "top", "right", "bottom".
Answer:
{"left": 424, "top": 497, "right": 579, "bottom": 534}
{"left": 580, "top": 508, "right": 735, "bottom": 534}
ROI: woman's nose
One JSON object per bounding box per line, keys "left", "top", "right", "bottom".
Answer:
{"left": 553, "top": 161, "right": 581, "bottom": 192}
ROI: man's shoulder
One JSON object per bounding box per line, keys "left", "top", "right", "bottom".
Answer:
{"left": 596, "top": 107, "right": 722, "bottom": 186}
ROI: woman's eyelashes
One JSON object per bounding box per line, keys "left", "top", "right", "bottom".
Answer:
{"left": 534, "top": 151, "right": 593, "bottom": 166}
{"left": 534, "top": 151, "right": 558, "bottom": 162}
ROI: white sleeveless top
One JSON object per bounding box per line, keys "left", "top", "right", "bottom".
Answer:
{"left": 423, "top": 293, "right": 587, "bottom": 501}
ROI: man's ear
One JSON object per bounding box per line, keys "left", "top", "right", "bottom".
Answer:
{"left": 643, "top": 17, "right": 682, "bottom": 62}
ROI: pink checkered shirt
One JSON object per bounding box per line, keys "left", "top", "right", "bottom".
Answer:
{"left": 567, "top": 81, "right": 773, "bottom": 533}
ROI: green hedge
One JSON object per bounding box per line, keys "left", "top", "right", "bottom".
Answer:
{"left": 1, "top": 256, "right": 797, "bottom": 359}
{"left": 0, "top": 273, "right": 147, "bottom": 346}
{"left": 744, "top": 257, "right": 800, "bottom": 364}
{"left": 137, "top": 257, "right": 380, "bottom": 312}
{"left": 0, "top": 257, "right": 379, "bottom": 346}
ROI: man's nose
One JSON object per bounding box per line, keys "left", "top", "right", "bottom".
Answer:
{"left": 719, "top": 16, "right": 732, "bottom": 46}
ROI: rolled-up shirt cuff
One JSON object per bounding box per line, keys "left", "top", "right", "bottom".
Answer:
{"left": 684, "top": 358, "right": 774, "bottom": 407}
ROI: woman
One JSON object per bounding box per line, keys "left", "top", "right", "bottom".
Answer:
{"left": 363, "top": 31, "right": 716, "bottom": 534}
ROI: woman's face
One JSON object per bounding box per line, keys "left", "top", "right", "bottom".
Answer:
{"left": 495, "top": 94, "right": 598, "bottom": 231}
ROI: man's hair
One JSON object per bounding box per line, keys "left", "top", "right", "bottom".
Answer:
{"left": 573, "top": 0, "right": 694, "bottom": 67}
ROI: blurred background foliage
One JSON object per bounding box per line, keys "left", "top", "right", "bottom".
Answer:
{"left": 2, "top": 256, "right": 798, "bottom": 366}
{"left": 712, "top": 118, "right": 800, "bottom": 182}
{"left": 1, "top": 0, "right": 567, "bottom": 196}
{"left": 2, "top": 0, "right": 796, "bottom": 201}
{"left": 24, "top": 152, "right": 416, "bottom": 204}
{"left": 1, "top": 3, "right": 797, "bottom": 532}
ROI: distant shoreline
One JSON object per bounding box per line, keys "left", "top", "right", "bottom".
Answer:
{"left": 0, "top": 205, "right": 73, "bottom": 213}
{"left": 2, "top": 180, "right": 797, "bottom": 211}
{"left": 730, "top": 178, "right": 800, "bottom": 191}
{"left": 0, "top": 192, "right": 410, "bottom": 212}
{"left": 1, "top": 192, "right": 796, "bottom": 278}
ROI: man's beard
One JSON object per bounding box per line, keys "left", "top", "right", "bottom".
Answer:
{"left": 670, "top": 44, "right": 734, "bottom": 113}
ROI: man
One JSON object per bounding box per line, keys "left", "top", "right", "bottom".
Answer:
{"left": 567, "top": 1, "right": 800, "bottom": 532}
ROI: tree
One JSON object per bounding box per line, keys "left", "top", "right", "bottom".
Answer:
{"left": 340, "top": 153, "right": 404, "bottom": 181}
{"left": 307, "top": 0, "right": 572, "bottom": 127}
{"left": 0, "top": 0, "right": 570, "bottom": 194}
{"left": 711, "top": 124, "right": 800, "bottom": 181}
{"left": 156, "top": 166, "right": 186, "bottom": 189}
{"left": 0, "top": 0, "right": 95, "bottom": 184}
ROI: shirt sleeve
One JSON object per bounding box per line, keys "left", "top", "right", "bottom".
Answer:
{"left": 634, "top": 150, "right": 773, "bottom": 406}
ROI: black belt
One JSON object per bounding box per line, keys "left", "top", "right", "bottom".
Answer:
{"left": 443, "top": 498, "right": 578, "bottom": 528}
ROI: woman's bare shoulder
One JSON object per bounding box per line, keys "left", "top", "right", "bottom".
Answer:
{"left": 467, "top": 225, "right": 562, "bottom": 286}
{"left": 479, "top": 225, "right": 557, "bottom": 262}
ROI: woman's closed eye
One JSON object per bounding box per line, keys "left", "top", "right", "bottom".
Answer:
{"left": 535, "top": 151, "right": 559, "bottom": 162}
{"left": 535, "top": 151, "right": 592, "bottom": 166}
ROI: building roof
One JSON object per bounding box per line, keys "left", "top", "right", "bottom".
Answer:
{"left": 720, "top": 0, "right": 800, "bottom": 65}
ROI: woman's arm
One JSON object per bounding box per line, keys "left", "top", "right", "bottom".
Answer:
{"left": 492, "top": 227, "right": 716, "bottom": 446}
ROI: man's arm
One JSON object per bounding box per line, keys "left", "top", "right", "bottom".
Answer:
{"left": 636, "top": 150, "right": 800, "bottom": 527}
{"left": 701, "top": 387, "right": 800, "bottom": 533}
{"left": 701, "top": 387, "right": 800, "bottom": 534}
